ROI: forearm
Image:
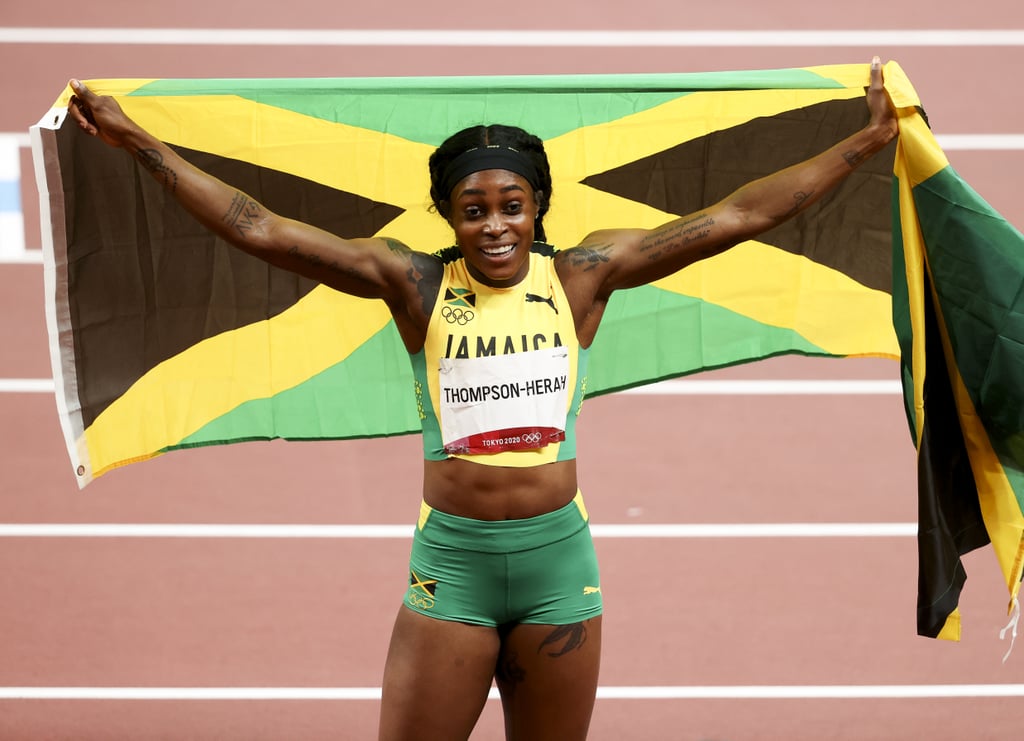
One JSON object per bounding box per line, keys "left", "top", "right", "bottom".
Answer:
{"left": 119, "top": 127, "right": 274, "bottom": 249}
{"left": 728, "top": 121, "right": 896, "bottom": 234}
{"left": 66, "top": 79, "right": 424, "bottom": 308}
{"left": 593, "top": 119, "right": 897, "bottom": 293}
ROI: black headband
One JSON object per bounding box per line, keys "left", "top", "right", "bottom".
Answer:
{"left": 439, "top": 145, "right": 542, "bottom": 199}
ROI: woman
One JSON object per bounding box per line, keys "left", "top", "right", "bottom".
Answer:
{"left": 67, "top": 58, "right": 897, "bottom": 740}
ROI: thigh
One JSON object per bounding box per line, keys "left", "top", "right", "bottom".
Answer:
{"left": 494, "top": 616, "right": 602, "bottom": 741}
{"left": 378, "top": 606, "right": 500, "bottom": 741}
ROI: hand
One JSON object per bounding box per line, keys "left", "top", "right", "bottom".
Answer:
{"left": 866, "top": 57, "right": 898, "bottom": 141}
{"left": 67, "top": 79, "right": 136, "bottom": 149}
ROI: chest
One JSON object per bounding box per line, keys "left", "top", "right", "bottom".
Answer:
{"left": 428, "top": 258, "right": 575, "bottom": 361}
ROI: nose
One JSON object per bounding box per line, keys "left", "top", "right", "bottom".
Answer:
{"left": 483, "top": 211, "right": 506, "bottom": 235}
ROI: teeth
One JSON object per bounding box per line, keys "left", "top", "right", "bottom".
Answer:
{"left": 483, "top": 244, "right": 515, "bottom": 257}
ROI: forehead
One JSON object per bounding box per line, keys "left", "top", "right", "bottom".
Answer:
{"left": 450, "top": 169, "right": 532, "bottom": 200}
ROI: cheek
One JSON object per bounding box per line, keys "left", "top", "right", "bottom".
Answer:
{"left": 513, "top": 212, "right": 537, "bottom": 230}
{"left": 451, "top": 222, "right": 482, "bottom": 247}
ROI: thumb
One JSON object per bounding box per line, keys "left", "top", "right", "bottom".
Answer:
{"left": 69, "top": 79, "right": 91, "bottom": 99}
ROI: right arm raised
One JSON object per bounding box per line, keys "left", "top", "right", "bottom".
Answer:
{"left": 67, "top": 80, "right": 437, "bottom": 318}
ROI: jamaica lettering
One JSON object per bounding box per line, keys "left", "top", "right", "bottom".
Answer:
{"left": 443, "top": 375, "right": 568, "bottom": 405}
{"left": 443, "top": 332, "right": 563, "bottom": 359}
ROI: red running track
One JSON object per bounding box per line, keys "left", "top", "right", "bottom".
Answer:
{"left": 3, "top": 2, "right": 1024, "bottom": 739}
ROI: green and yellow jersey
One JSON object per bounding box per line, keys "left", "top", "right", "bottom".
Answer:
{"left": 410, "top": 243, "right": 589, "bottom": 467}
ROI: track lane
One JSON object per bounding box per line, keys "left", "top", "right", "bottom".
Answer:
{"left": 4, "top": 3, "right": 1024, "bottom": 738}
{"left": 4, "top": 43, "right": 1024, "bottom": 134}
{"left": 1, "top": 537, "right": 1012, "bottom": 687}
{"left": 1, "top": 387, "right": 917, "bottom": 524}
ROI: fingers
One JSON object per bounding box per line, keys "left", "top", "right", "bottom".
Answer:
{"left": 869, "top": 56, "right": 884, "bottom": 87}
{"left": 865, "top": 56, "right": 898, "bottom": 139}
{"left": 67, "top": 79, "right": 99, "bottom": 134}
{"left": 69, "top": 79, "right": 89, "bottom": 98}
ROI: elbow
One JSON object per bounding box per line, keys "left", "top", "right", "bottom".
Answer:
{"left": 719, "top": 201, "right": 769, "bottom": 243}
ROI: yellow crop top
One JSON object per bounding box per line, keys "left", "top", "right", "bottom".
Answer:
{"left": 409, "top": 242, "right": 588, "bottom": 467}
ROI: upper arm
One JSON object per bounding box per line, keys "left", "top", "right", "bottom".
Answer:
{"left": 268, "top": 218, "right": 413, "bottom": 298}
{"left": 272, "top": 219, "right": 444, "bottom": 341}
{"left": 563, "top": 200, "right": 750, "bottom": 300}
{"left": 228, "top": 204, "right": 429, "bottom": 304}
{"left": 212, "top": 194, "right": 443, "bottom": 351}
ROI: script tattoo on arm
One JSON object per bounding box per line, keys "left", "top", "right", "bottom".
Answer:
{"left": 284, "top": 237, "right": 435, "bottom": 303}
{"left": 639, "top": 213, "right": 716, "bottom": 261}
{"left": 133, "top": 148, "right": 178, "bottom": 192}
{"left": 538, "top": 623, "right": 588, "bottom": 658}
{"left": 285, "top": 244, "right": 368, "bottom": 282}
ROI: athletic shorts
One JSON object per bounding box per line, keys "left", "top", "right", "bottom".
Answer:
{"left": 403, "top": 491, "right": 603, "bottom": 626}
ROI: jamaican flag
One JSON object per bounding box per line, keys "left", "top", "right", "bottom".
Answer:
{"left": 892, "top": 109, "right": 1024, "bottom": 642}
{"left": 31, "top": 63, "right": 1024, "bottom": 640}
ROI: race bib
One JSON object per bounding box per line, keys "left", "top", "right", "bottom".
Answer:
{"left": 439, "top": 347, "right": 570, "bottom": 455}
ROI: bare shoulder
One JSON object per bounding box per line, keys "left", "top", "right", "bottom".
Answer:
{"left": 554, "top": 229, "right": 644, "bottom": 274}
{"left": 345, "top": 237, "right": 444, "bottom": 352}
{"left": 553, "top": 228, "right": 648, "bottom": 299}
{"left": 377, "top": 238, "right": 444, "bottom": 318}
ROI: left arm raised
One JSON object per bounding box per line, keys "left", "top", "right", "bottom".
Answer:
{"left": 569, "top": 57, "right": 898, "bottom": 298}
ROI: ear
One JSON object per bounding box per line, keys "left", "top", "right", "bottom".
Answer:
{"left": 438, "top": 200, "right": 452, "bottom": 222}
{"left": 534, "top": 190, "right": 547, "bottom": 211}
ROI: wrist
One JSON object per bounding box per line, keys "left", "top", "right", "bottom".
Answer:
{"left": 867, "top": 119, "right": 898, "bottom": 148}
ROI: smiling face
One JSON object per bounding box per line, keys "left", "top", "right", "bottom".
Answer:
{"left": 447, "top": 168, "right": 539, "bottom": 288}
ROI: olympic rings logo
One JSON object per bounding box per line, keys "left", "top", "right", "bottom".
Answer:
{"left": 407, "top": 592, "right": 436, "bottom": 610}
{"left": 441, "top": 306, "right": 475, "bottom": 325}
{"left": 522, "top": 431, "right": 543, "bottom": 444}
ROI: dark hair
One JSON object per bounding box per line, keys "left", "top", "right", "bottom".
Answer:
{"left": 428, "top": 124, "right": 553, "bottom": 242}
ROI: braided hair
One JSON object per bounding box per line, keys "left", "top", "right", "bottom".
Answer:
{"left": 428, "top": 124, "right": 553, "bottom": 242}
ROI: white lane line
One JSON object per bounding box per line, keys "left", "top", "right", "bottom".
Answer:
{"left": 621, "top": 379, "right": 901, "bottom": 395}
{"left": 0, "top": 379, "right": 54, "bottom": 393}
{"left": 937, "top": 134, "right": 1024, "bottom": 150}
{"left": 0, "top": 523, "right": 915, "bottom": 538}
{"left": 599, "top": 685, "right": 1024, "bottom": 699}
{"left": 1, "top": 133, "right": 29, "bottom": 147}
{"left": 4, "top": 132, "right": 1023, "bottom": 151}
{"left": 3, "top": 28, "right": 1024, "bottom": 47}
{"left": 0, "top": 250, "right": 42, "bottom": 264}
{"left": 0, "top": 379, "right": 901, "bottom": 395}
{"left": 2, "top": 684, "right": 1023, "bottom": 700}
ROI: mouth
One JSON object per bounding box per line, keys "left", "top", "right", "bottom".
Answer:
{"left": 480, "top": 243, "right": 517, "bottom": 258}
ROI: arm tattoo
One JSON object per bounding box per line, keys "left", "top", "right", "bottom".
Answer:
{"left": 842, "top": 148, "right": 866, "bottom": 168}
{"left": 640, "top": 213, "right": 716, "bottom": 260}
{"left": 409, "top": 251, "right": 441, "bottom": 318}
{"left": 286, "top": 244, "right": 367, "bottom": 282}
{"left": 565, "top": 245, "right": 612, "bottom": 272}
{"left": 223, "top": 191, "right": 264, "bottom": 239}
{"left": 538, "top": 622, "right": 588, "bottom": 658}
{"left": 777, "top": 189, "right": 814, "bottom": 220}
{"left": 133, "top": 147, "right": 178, "bottom": 192}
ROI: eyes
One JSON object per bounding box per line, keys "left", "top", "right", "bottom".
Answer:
{"left": 461, "top": 200, "right": 526, "bottom": 220}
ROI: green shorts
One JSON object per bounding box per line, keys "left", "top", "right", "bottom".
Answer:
{"left": 403, "top": 491, "right": 603, "bottom": 626}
